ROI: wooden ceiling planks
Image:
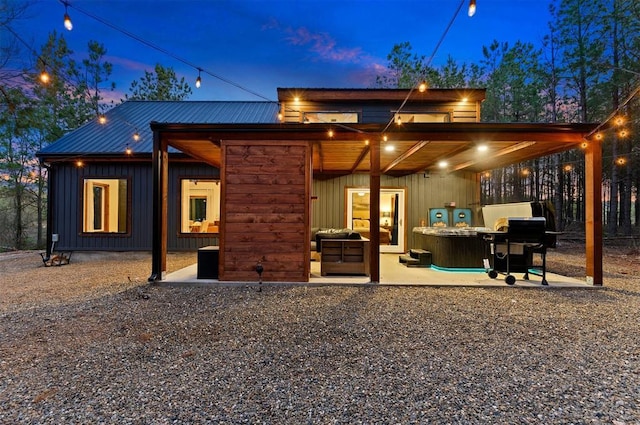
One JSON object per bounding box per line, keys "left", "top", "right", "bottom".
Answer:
{"left": 154, "top": 122, "right": 596, "bottom": 179}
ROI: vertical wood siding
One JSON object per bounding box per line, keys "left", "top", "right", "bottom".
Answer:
{"left": 49, "top": 161, "right": 219, "bottom": 251}
{"left": 220, "top": 141, "right": 311, "bottom": 282}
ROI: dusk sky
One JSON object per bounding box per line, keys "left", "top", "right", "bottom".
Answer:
{"left": 18, "top": 0, "right": 553, "bottom": 102}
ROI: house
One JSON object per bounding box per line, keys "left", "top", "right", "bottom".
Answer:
{"left": 37, "top": 88, "right": 601, "bottom": 284}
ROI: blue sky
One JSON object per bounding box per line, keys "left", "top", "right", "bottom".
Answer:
{"left": 17, "top": 0, "right": 553, "bottom": 102}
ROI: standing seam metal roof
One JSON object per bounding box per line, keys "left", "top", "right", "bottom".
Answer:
{"left": 38, "top": 101, "right": 279, "bottom": 155}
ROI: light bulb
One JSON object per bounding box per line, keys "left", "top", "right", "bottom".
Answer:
{"left": 195, "top": 75, "right": 201, "bottom": 88}
{"left": 468, "top": 0, "right": 476, "bottom": 17}
{"left": 418, "top": 81, "right": 427, "bottom": 93}
{"left": 40, "top": 70, "right": 50, "bottom": 84}
{"left": 133, "top": 132, "right": 140, "bottom": 141}
{"left": 125, "top": 146, "right": 132, "bottom": 155}
{"left": 64, "top": 13, "right": 73, "bottom": 30}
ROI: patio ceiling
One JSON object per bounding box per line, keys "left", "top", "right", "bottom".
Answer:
{"left": 159, "top": 121, "right": 597, "bottom": 178}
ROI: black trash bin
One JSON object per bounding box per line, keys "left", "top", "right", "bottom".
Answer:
{"left": 197, "top": 246, "right": 219, "bottom": 279}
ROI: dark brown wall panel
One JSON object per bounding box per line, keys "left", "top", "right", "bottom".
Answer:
{"left": 220, "top": 141, "right": 311, "bottom": 282}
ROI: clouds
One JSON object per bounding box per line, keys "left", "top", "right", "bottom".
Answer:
{"left": 265, "top": 18, "right": 371, "bottom": 65}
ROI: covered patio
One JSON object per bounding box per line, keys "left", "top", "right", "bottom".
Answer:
{"left": 149, "top": 90, "right": 601, "bottom": 285}
{"left": 150, "top": 119, "right": 602, "bottom": 285}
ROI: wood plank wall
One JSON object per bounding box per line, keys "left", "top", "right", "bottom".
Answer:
{"left": 283, "top": 100, "right": 480, "bottom": 123}
{"left": 311, "top": 172, "right": 480, "bottom": 251}
{"left": 220, "top": 141, "right": 311, "bottom": 282}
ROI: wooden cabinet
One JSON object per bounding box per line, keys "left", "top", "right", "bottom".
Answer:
{"left": 320, "top": 239, "right": 370, "bottom": 276}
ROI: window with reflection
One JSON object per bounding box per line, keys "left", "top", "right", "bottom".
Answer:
{"left": 181, "top": 179, "right": 221, "bottom": 233}
{"left": 83, "top": 178, "right": 128, "bottom": 233}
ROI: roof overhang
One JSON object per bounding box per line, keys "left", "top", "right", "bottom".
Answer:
{"left": 150, "top": 121, "right": 598, "bottom": 178}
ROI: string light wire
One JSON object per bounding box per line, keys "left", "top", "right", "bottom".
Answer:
{"left": 61, "top": 0, "right": 273, "bottom": 102}
{"left": 59, "top": 0, "right": 469, "bottom": 142}
{"left": 381, "top": 0, "right": 467, "bottom": 134}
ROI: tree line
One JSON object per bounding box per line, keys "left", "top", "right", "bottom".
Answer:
{"left": 1, "top": 0, "right": 639, "bottom": 250}
{"left": 375, "top": 0, "right": 639, "bottom": 236}
{"left": 0, "top": 1, "right": 192, "bottom": 250}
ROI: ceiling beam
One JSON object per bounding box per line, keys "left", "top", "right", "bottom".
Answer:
{"left": 350, "top": 145, "right": 370, "bottom": 174}
{"left": 452, "top": 141, "right": 537, "bottom": 171}
{"left": 382, "top": 140, "right": 430, "bottom": 174}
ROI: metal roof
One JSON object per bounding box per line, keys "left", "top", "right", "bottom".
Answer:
{"left": 38, "top": 101, "right": 279, "bottom": 156}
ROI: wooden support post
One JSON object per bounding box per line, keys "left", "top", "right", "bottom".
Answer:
{"left": 370, "top": 138, "right": 381, "bottom": 283}
{"left": 585, "top": 140, "right": 603, "bottom": 286}
{"left": 150, "top": 129, "right": 168, "bottom": 282}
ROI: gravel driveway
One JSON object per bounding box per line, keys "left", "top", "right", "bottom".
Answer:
{"left": 1, "top": 245, "right": 639, "bottom": 424}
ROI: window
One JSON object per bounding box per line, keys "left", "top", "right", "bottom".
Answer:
{"left": 303, "top": 112, "right": 358, "bottom": 123}
{"left": 181, "top": 179, "right": 221, "bottom": 233}
{"left": 394, "top": 112, "right": 451, "bottom": 123}
{"left": 83, "top": 178, "right": 128, "bottom": 233}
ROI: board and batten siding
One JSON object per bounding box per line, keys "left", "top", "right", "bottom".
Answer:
{"left": 220, "top": 141, "right": 311, "bottom": 282}
{"left": 49, "top": 161, "right": 219, "bottom": 251}
{"left": 311, "top": 171, "right": 480, "bottom": 251}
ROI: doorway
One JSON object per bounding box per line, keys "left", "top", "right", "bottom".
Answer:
{"left": 346, "top": 187, "right": 406, "bottom": 253}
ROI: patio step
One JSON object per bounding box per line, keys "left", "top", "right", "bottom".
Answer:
{"left": 399, "top": 249, "right": 432, "bottom": 267}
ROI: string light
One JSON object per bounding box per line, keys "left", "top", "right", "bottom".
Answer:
{"left": 616, "top": 157, "right": 627, "bottom": 166}
{"left": 468, "top": 0, "right": 476, "bottom": 17}
{"left": 327, "top": 129, "right": 334, "bottom": 138}
{"left": 619, "top": 129, "right": 628, "bottom": 138}
{"left": 125, "top": 145, "right": 132, "bottom": 155}
{"left": 195, "top": 69, "right": 202, "bottom": 88}
{"left": 133, "top": 131, "right": 140, "bottom": 141}
{"left": 98, "top": 114, "right": 107, "bottom": 124}
{"left": 418, "top": 81, "right": 427, "bottom": 93}
{"left": 62, "top": 1, "right": 73, "bottom": 30}
{"left": 39, "top": 69, "right": 50, "bottom": 84}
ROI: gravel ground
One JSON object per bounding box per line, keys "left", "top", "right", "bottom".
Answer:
{"left": 1, "top": 243, "right": 639, "bottom": 424}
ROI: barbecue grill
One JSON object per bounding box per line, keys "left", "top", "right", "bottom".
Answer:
{"left": 482, "top": 217, "right": 549, "bottom": 285}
